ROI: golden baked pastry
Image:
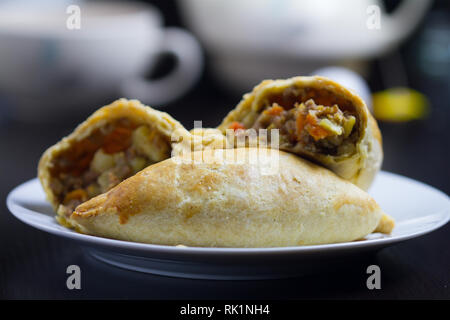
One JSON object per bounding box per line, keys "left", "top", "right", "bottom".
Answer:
{"left": 70, "top": 148, "right": 392, "bottom": 247}
{"left": 38, "top": 98, "right": 190, "bottom": 227}
{"left": 217, "top": 76, "right": 383, "bottom": 190}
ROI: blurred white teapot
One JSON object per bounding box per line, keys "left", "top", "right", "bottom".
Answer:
{"left": 179, "top": 0, "right": 431, "bottom": 91}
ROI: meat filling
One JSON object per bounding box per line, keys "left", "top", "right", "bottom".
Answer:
{"left": 50, "top": 119, "right": 171, "bottom": 217}
{"left": 229, "top": 98, "right": 358, "bottom": 156}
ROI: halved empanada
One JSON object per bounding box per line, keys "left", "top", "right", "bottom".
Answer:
{"left": 70, "top": 148, "right": 392, "bottom": 247}
{"left": 38, "top": 98, "right": 190, "bottom": 227}
{"left": 218, "top": 76, "right": 383, "bottom": 190}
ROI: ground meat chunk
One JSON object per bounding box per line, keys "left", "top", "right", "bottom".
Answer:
{"left": 246, "top": 99, "right": 357, "bottom": 155}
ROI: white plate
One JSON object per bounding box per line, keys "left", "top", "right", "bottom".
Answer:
{"left": 7, "top": 171, "right": 450, "bottom": 280}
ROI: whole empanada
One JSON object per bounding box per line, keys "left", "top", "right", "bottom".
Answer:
{"left": 70, "top": 148, "right": 392, "bottom": 247}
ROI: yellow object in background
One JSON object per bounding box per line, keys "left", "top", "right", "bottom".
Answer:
{"left": 372, "top": 88, "right": 429, "bottom": 122}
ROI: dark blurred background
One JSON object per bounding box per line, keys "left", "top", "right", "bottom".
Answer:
{"left": 0, "top": 0, "right": 449, "bottom": 299}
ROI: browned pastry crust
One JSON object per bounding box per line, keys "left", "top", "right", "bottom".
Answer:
{"left": 70, "top": 148, "right": 390, "bottom": 247}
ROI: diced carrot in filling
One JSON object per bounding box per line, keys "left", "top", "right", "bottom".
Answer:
{"left": 264, "top": 104, "right": 284, "bottom": 116}
{"left": 102, "top": 127, "right": 133, "bottom": 154}
{"left": 229, "top": 121, "right": 246, "bottom": 131}
{"left": 296, "top": 110, "right": 304, "bottom": 134}
{"left": 304, "top": 113, "right": 331, "bottom": 141}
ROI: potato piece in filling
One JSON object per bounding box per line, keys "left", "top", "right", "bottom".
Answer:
{"left": 50, "top": 120, "right": 171, "bottom": 217}
{"left": 229, "top": 94, "right": 358, "bottom": 156}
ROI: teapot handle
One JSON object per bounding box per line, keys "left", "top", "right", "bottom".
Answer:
{"left": 386, "top": 0, "right": 432, "bottom": 42}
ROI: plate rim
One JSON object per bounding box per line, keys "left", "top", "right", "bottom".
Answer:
{"left": 6, "top": 171, "right": 450, "bottom": 256}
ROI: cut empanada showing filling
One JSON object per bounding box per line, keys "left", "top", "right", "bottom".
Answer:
{"left": 227, "top": 87, "right": 360, "bottom": 158}
{"left": 49, "top": 118, "right": 171, "bottom": 217}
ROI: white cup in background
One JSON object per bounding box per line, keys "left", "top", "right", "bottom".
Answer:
{"left": 0, "top": 1, "right": 203, "bottom": 122}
